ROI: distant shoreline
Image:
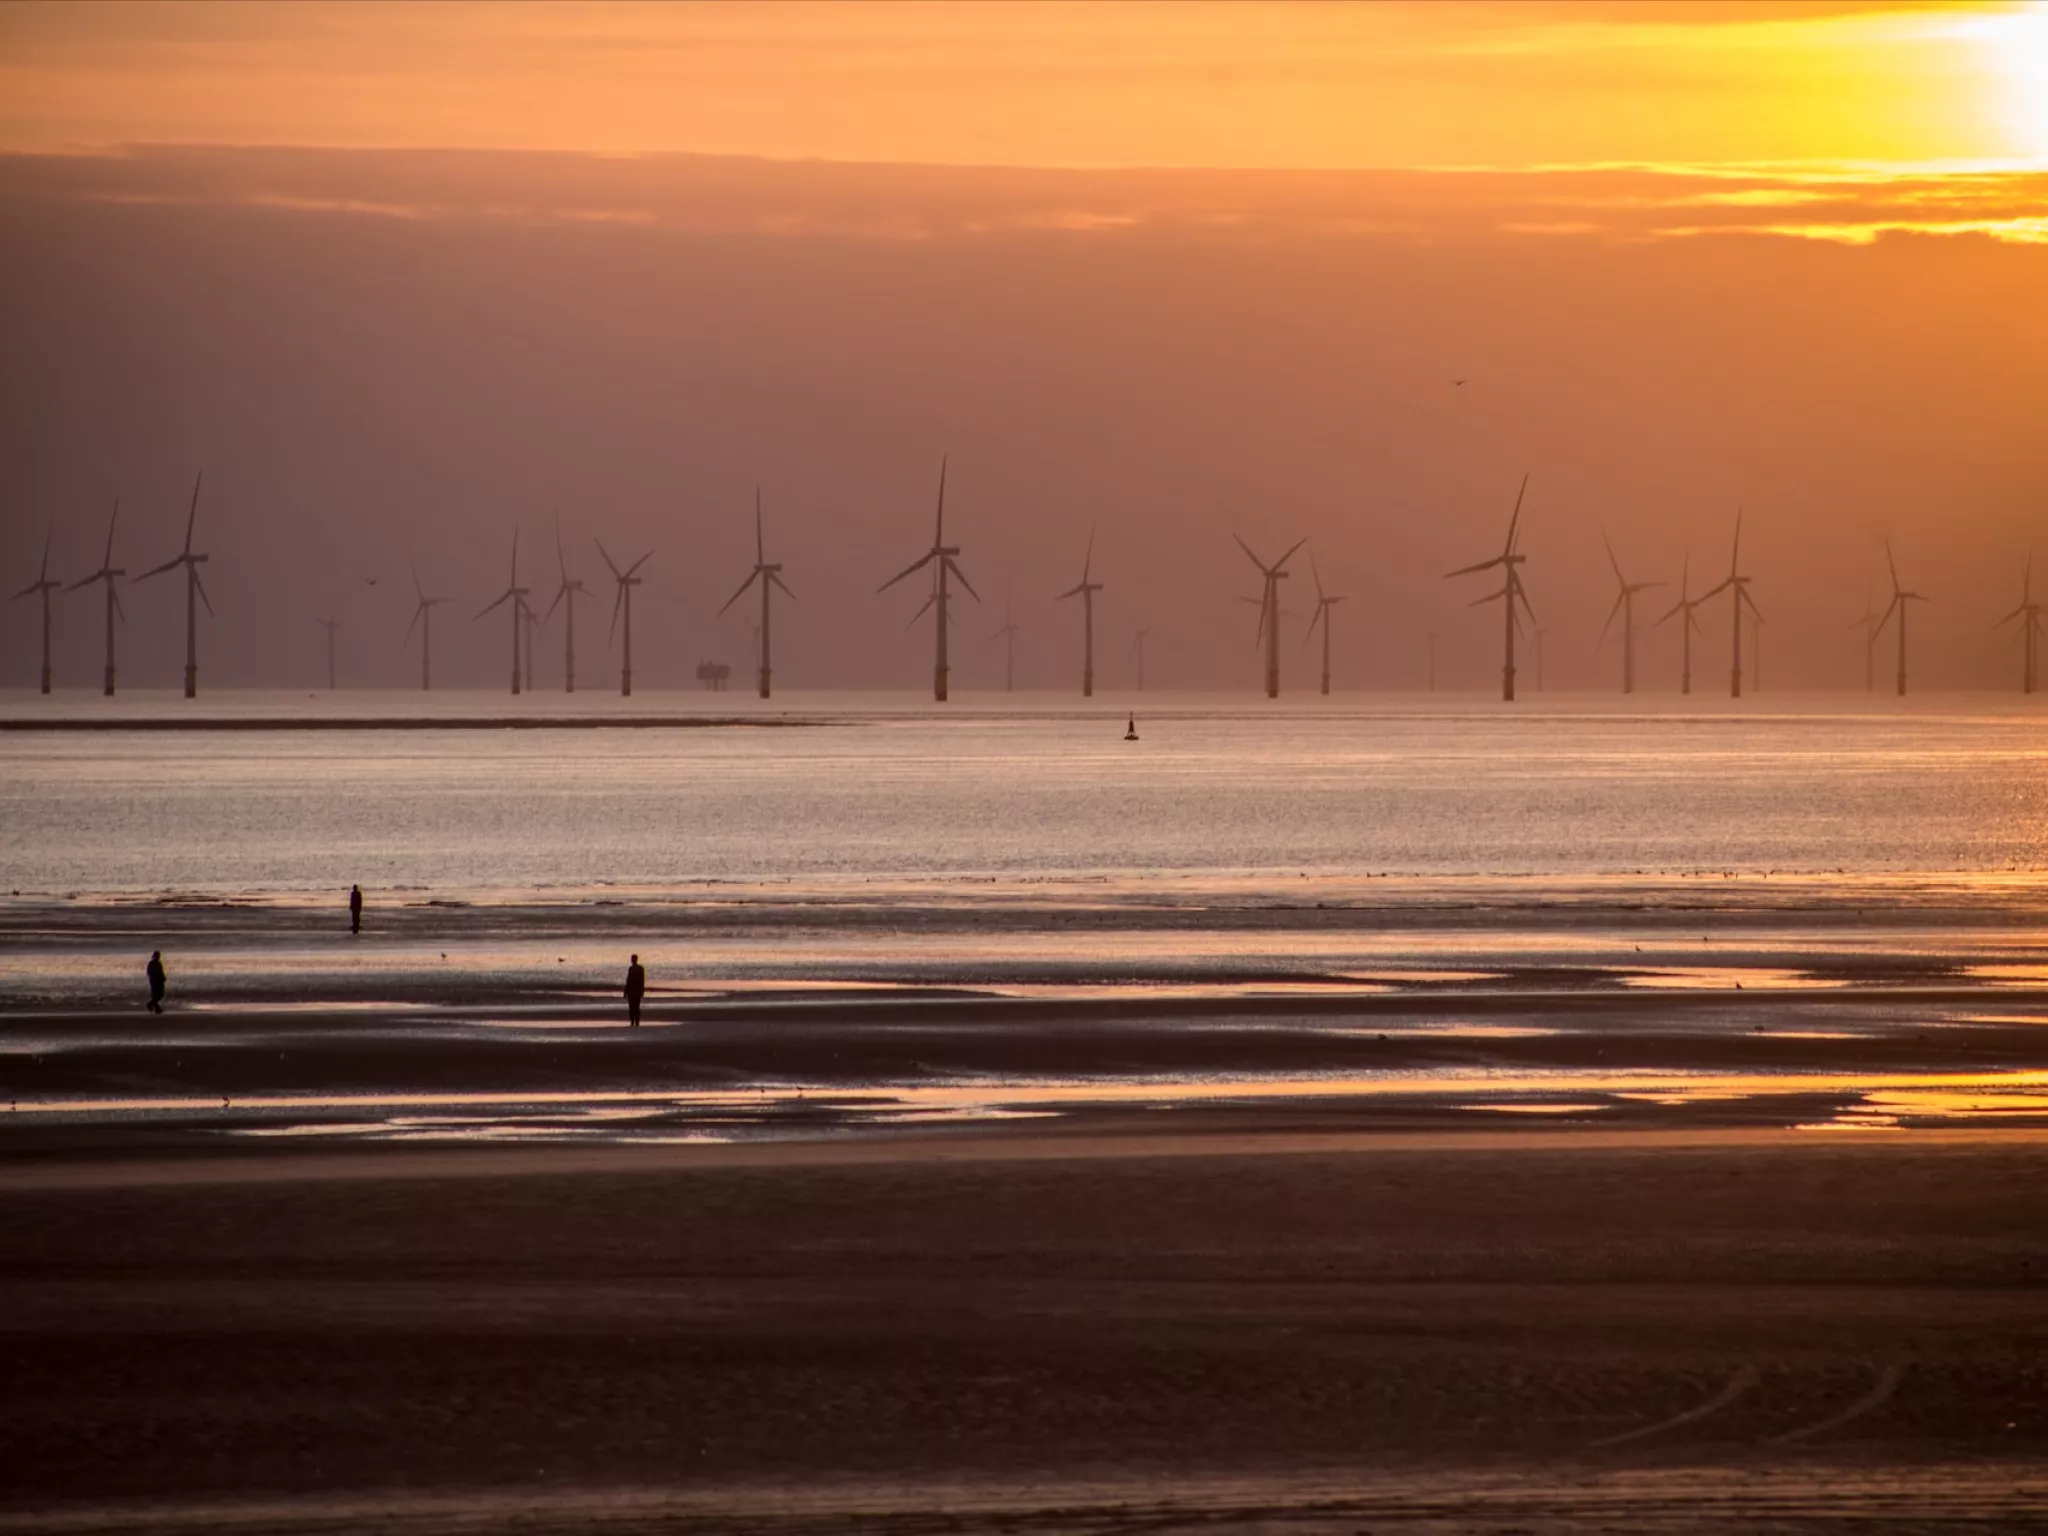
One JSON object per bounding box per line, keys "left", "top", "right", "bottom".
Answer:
{"left": 0, "top": 715, "right": 831, "bottom": 732}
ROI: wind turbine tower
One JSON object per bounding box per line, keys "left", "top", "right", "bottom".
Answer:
{"left": 404, "top": 564, "right": 447, "bottom": 691}
{"left": 316, "top": 613, "right": 341, "bottom": 690}
{"left": 1995, "top": 556, "right": 2043, "bottom": 695}
{"left": 1598, "top": 530, "right": 1663, "bottom": 694}
{"left": 597, "top": 540, "right": 653, "bottom": 696}
{"left": 476, "top": 529, "right": 529, "bottom": 695}
{"left": 12, "top": 519, "right": 61, "bottom": 694}
{"left": 1305, "top": 557, "right": 1345, "bottom": 696}
{"left": 879, "top": 457, "right": 978, "bottom": 702}
{"left": 135, "top": 474, "right": 213, "bottom": 699}
{"left": 717, "top": 489, "right": 795, "bottom": 699}
{"left": 541, "top": 520, "right": 587, "bottom": 693}
{"left": 1700, "top": 510, "right": 1761, "bottom": 699}
{"left": 65, "top": 500, "right": 126, "bottom": 696}
{"left": 1653, "top": 554, "right": 1707, "bottom": 695}
{"left": 1444, "top": 475, "right": 1535, "bottom": 702}
{"left": 1056, "top": 528, "right": 1104, "bottom": 697}
{"left": 1874, "top": 539, "right": 1928, "bottom": 697}
{"left": 988, "top": 595, "right": 1021, "bottom": 692}
{"left": 1234, "top": 534, "right": 1307, "bottom": 698}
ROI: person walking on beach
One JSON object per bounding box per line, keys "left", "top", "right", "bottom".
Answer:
{"left": 624, "top": 953, "right": 646, "bottom": 1028}
{"left": 145, "top": 950, "right": 166, "bottom": 1014}
{"left": 349, "top": 883, "right": 363, "bottom": 934}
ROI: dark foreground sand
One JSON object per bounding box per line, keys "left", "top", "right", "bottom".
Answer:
{"left": 3, "top": 1124, "right": 2046, "bottom": 1533}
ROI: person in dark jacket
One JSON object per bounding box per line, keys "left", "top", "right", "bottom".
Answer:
{"left": 624, "top": 953, "right": 646, "bottom": 1028}
{"left": 146, "top": 950, "right": 166, "bottom": 1014}
{"left": 349, "top": 884, "right": 363, "bottom": 934}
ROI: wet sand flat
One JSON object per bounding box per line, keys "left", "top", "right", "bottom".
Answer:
{"left": 1, "top": 1127, "right": 2045, "bottom": 1531}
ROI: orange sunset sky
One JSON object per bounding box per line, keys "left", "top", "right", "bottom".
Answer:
{"left": 2, "top": 1, "right": 2046, "bottom": 690}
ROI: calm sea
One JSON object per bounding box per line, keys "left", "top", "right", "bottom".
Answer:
{"left": 7, "top": 690, "right": 2048, "bottom": 901}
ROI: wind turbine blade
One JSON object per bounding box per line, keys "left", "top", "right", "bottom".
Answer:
{"left": 594, "top": 539, "right": 622, "bottom": 579}
{"left": 1303, "top": 604, "right": 1323, "bottom": 648}
{"left": 64, "top": 572, "right": 101, "bottom": 594}
{"left": 1741, "top": 587, "right": 1764, "bottom": 620}
{"left": 878, "top": 550, "right": 936, "bottom": 593}
{"left": 411, "top": 560, "right": 425, "bottom": 602}
{"left": 1602, "top": 529, "right": 1623, "bottom": 587}
{"left": 103, "top": 499, "right": 119, "bottom": 565}
{"left": 1517, "top": 584, "right": 1538, "bottom": 626}
{"left": 623, "top": 549, "right": 654, "bottom": 579}
{"left": 934, "top": 455, "right": 948, "bottom": 546}
{"left": 1730, "top": 507, "right": 1743, "bottom": 573}
{"left": 716, "top": 570, "right": 760, "bottom": 616}
{"left": 1274, "top": 538, "right": 1308, "bottom": 571}
{"left": 509, "top": 526, "right": 520, "bottom": 584}
{"left": 1310, "top": 553, "right": 1325, "bottom": 603}
{"left": 183, "top": 472, "right": 202, "bottom": 553}
{"left": 770, "top": 572, "right": 795, "bottom": 600}
{"left": 1652, "top": 595, "right": 1685, "bottom": 628}
{"left": 1874, "top": 595, "right": 1899, "bottom": 638}
{"left": 608, "top": 586, "right": 623, "bottom": 646}
{"left": 1468, "top": 587, "right": 1507, "bottom": 609}
{"left": 555, "top": 514, "right": 568, "bottom": 580}
{"left": 194, "top": 569, "right": 214, "bottom": 618}
{"left": 37, "top": 517, "right": 51, "bottom": 582}
{"left": 1503, "top": 473, "right": 1530, "bottom": 554}
{"left": 111, "top": 582, "right": 126, "bottom": 625}
{"left": 1081, "top": 524, "right": 1095, "bottom": 584}
{"left": 1232, "top": 533, "right": 1268, "bottom": 573}
{"left": 1444, "top": 555, "right": 1504, "bottom": 579}
{"left": 1056, "top": 581, "right": 1083, "bottom": 601}
{"left": 755, "top": 487, "right": 764, "bottom": 566}
{"left": 1597, "top": 590, "right": 1625, "bottom": 647}
{"left": 476, "top": 591, "right": 511, "bottom": 620}
{"left": 542, "top": 584, "right": 568, "bottom": 625}
{"left": 947, "top": 558, "right": 980, "bottom": 602}
{"left": 134, "top": 556, "right": 181, "bottom": 581}
{"left": 1699, "top": 576, "right": 1733, "bottom": 603}
{"left": 907, "top": 592, "right": 937, "bottom": 629}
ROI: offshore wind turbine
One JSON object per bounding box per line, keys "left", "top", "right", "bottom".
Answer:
{"left": 717, "top": 489, "right": 795, "bottom": 699}
{"left": 12, "top": 518, "right": 60, "bottom": 694}
{"left": 316, "top": 612, "right": 341, "bottom": 690}
{"left": 1994, "top": 555, "right": 2043, "bottom": 695}
{"left": 1056, "top": 527, "right": 1104, "bottom": 697}
{"left": 1873, "top": 539, "right": 1928, "bottom": 697}
{"left": 1700, "top": 510, "right": 1761, "bottom": 699}
{"left": 404, "top": 562, "right": 447, "bottom": 691}
{"left": 987, "top": 592, "right": 1021, "bottom": 692}
{"left": 1304, "top": 556, "right": 1345, "bottom": 697}
{"left": 1235, "top": 534, "right": 1307, "bottom": 698}
{"left": 540, "top": 518, "right": 586, "bottom": 693}
{"left": 135, "top": 474, "right": 212, "bottom": 699}
{"left": 1597, "top": 530, "right": 1663, "bottom": 695}
{"left": 65, "top": 499, "right": 125, "bottom": 696}
{"left": 1131, "top": 626, "right": 1152, "bottom": 691}
{"left": 597, "top": 540, "right": 653, "bottom": 696}
{"left": 879, "top": 457, "right": 978, "bottom": 702}
{"left": 1653, "top": 553, "right": 1708, "bottom": 695}
{"left": 1443, "top": 475, "right": 1534, "bottom": 702}
{"left": 475, "top": 529, "right": 528, "bottom": 695}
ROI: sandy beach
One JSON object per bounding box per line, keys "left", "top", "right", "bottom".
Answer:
{"left": 2, "top": 1124, "right": 2046, "bottom": 1532}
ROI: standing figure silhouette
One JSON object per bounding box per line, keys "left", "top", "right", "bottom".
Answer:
{"left": 349, "top": 884, "right": 363, "bottom": 934}
{"left": 624, "top": 953, "right": 646, "bottom": 1028}
{"left": 145, "top": 950, "right": 166, "bottom": 1014}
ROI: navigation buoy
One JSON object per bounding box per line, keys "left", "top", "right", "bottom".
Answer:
{"left": 1124, "top": 713, "right": 1139, "bottom": 741}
